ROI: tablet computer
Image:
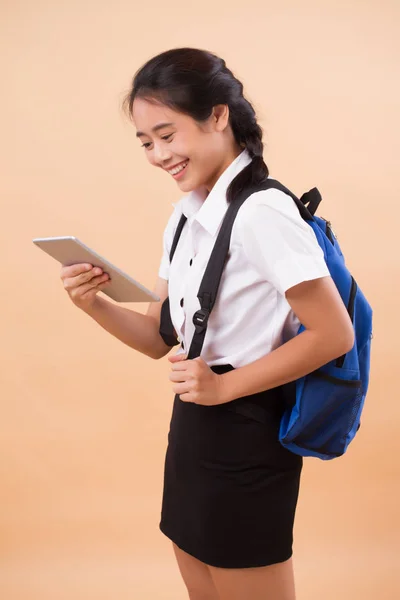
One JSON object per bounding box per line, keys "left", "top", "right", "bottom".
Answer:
{"left": 32, "top": 236, "right": 160, "bottom": 303}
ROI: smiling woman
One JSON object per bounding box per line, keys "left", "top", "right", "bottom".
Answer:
{"left": 118, "top": 47, "right": 354, "bottom": 600}
{"left": 122, "top": 47, "right": 268, "bottom": 199}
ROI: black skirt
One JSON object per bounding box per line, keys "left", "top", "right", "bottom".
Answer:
{"left": 159, "top": 364, "right": 303, "bottom": 569}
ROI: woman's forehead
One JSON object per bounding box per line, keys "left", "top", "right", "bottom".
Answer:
{"left": 132, "top": 97, "right": 183, "bottom": 128}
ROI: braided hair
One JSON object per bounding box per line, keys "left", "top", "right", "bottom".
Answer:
{"left": 123, "top": 47, "right": 269, "bottom": 203}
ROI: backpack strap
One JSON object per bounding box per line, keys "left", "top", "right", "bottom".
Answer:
{"left": 261, "top": 179, "right": 316, "bottom": 221}
{"left": 299, "top": 187, "right": 322, "bottom": 216}
{"left": 158, "top": 212, "right": 188, "bottom": 347}
{"left": 170, "top": 213, "right": 187, "bottom": 261}
{"left": 159, "top": 179, "right": 321, "bottom": 353}
{"left": 187, "top": 179, "right": 320, "bottom": 360}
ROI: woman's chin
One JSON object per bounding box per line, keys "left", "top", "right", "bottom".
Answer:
{"left": 176, "top": 178, "right": 195, "bottom": 192}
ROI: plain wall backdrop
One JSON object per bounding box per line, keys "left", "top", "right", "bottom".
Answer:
{"left": 1, "top": 1, "right": 399, "bottom": 598}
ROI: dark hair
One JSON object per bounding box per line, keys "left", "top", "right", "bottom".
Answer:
{"left": 122, "top": 47, "right": 269, "bottom": 204}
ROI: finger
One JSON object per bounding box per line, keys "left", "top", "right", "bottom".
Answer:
{"left": 178, "top": 392, "right": 191, "bottom": 403}
{"left": 81, "top": 277, "right": 111, "bottom": 296}
{"left": 168, "top": 353, "right": 188, "bottom": 362}
{"left": 79, "top": 280, "right": 111, "bottom": 298}
{"left": 169, "top": 371, "right": 190, "bottom": 382}
{"left": 173, "top": 382, "right": 191, "bottom": 395}
{"left": 60, "top": 263, "right": 93, "bottom": 279}
{"left": 64, "top": 271, "right": 109, "bottom": 292}
{"left": 170, "top": 361, "right": 190, "bottom": 371}
{"left": 69, "top": 275, "right": 110, "bottom": 298}
{"left": 74, "top": 267, "right": 106, "bottom": 286}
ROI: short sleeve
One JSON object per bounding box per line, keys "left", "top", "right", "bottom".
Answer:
{"left": 237, "top": 188, "right": 330, "bottom": 295}
{"left": 158, "top": 202, "right": 183, "bottom": 280}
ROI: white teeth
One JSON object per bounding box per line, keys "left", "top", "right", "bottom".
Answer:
{"left": 168, "top": 161, "right": 188, "bottom": 175}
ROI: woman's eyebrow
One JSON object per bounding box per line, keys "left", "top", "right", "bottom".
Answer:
{"left": 136, "top": 122, "right": 175, "bottom": 138}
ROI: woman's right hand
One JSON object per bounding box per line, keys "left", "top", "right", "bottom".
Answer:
{"left": 60, "top": 263, "right": 111, "bottom": 312}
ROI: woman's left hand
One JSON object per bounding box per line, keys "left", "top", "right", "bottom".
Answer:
{"left": 168, "top": 354, "right": 226, "bottom": 406}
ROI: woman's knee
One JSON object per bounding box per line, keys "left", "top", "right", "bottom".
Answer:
{"left": 172, "top": 543, "right": 220, "bottom": 600}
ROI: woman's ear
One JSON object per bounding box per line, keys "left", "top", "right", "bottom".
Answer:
{"left": 212, "top": 104, "right": 230, "bottom": 132}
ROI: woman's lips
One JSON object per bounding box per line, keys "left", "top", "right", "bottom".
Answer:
{"left": 170, "top": 160, "right": 189, "bottom": 180}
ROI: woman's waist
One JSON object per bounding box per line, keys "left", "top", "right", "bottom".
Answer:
{"left": 209, "top": 363, "right": 287, "bottom": 421}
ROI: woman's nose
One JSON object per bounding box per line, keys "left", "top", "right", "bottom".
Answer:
{"left": 153, "top": 143, "right": 172, "bottom": 165}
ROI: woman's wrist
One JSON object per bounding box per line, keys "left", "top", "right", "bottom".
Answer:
{"left": 80, "top": 295, "right": 108, "bottom": 318}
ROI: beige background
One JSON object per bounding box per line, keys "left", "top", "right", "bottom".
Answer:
{"left": 1, "top": 0, "right": 399, "bottom": 598}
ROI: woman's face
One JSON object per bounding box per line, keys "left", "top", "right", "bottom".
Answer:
{"left": 131, "top": 97, "right": 240, "bottom": 194}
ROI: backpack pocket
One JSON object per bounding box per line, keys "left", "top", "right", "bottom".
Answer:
{"left": 280, "top": 369, "right": 363, "bottom": 458}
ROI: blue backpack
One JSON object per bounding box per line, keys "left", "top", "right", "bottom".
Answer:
{"left": 159, "top": 179, "right": 373, "bottom": 460}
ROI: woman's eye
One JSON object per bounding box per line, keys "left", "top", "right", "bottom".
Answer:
{"left": 141, "top": 134, "right": 173, "bottom": 149}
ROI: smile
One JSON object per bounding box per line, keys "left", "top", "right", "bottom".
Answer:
{"left": 168, "top": 160, "right": 189, "bottom": 178}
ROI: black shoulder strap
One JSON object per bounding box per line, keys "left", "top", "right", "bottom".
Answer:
{"left": 299, "top": 187, "right": 322, "bottom": 216}
{"left": 187, "top": 179, "right": 320, "bottom": 360}
{"left": 167, "top": 181, "right": 320, "bottom": 266}
{"left": 260, "top": 179, "right": 319, "bottom": 220}
{"left": 169, "top": 213, "right": 187, "bottom": 262}
{"left": 158, "top": 212, "right": 188, "bottom": 348}
{"left": 162, "top": 180, "right": 322, "bottom": 357}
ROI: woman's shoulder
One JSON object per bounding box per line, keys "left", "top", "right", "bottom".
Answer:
{"left": 160, "top": 194, "right": 188, "bottom": 250}
{"left": 235, "top": 184, "right": 311, "bottom": 235}
{"left": 238, "top": 185, "right": 299, "bottom": 220}
{"left": 164, "top": 195, "right": 186, "bottom": 227}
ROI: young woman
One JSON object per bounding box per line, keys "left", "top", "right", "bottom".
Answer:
{"left": 60, "top": 48, "right": 354, "bottom": 600}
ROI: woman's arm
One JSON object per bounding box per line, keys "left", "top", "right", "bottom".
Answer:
{"left": 84, "top": 276, "right": 173, "bottom": 360}
{"left": 219, "top": 276, "right": 354, "bottom": 403}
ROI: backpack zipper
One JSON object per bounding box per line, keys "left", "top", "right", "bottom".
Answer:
{"left": 336, "top": 276, "right": 357, "bottom": 368}
{"left": 322, "top": 218, "right": 335, "bottom": 243}
{"left": 347, "top": 276, "right": 357, "bottom": 322}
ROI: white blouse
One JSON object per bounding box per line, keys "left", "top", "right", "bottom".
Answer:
{"left": 158, "top": 149, "right": 330, "bottom": 368}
